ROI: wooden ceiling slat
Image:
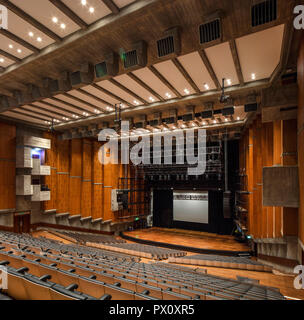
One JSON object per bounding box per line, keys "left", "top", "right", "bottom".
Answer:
{"left": 127, "top": 72, "right": 165, "bottom": 102}
{"left": 0, "top": 49, "right": 21, "bottom": 63}
{"left": 63, "top": 92, "right": 105, "bottom": 113}
{"left": 0, "top": 0, "right": 62, "bottom": 42}
{"left": 172, "top": 58, "right": 201, "bottom": 94}
{"left": 109, "top": 78, "right": 148, "bottom": 105}
{"left": 34, "top": 100, "right": 84, "bottom": 117}
{"left": 77, "top": 88, "right": 113, "bottom": 109}
{"left": 198, "top": 50, "right": 221, "bottom": 90}
{"left": 48, "top": 0, "right": 88, "bottom": 29}
{"left": 91, "top": 83, "right": 133, "bottom": 108}
{"left": 0, "top": 29, "right": 40, "bottom": 54}
{"left": 229, "top": 39, "right": 244, "bottom": 86}
{"left": 19, "top": 106, "right": 61, "bottom": 120}
{"left": 27, "top": 103, "right": 69, "bottom": 118}
{"left": 9, "top": 109, "right": 49, "bottom": 122}
{"left": 50, "top": 96, "right": 93, "bottom": 114}
{"left": 101, "top": 0, "right": 120, "bottom": 14}
{"left": 148, "top": 65, "right": 182, "bottom": 98}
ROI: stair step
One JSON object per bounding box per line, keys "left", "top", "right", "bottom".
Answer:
{"left": 102, "top": 219, "right": 112, "bottom": 224}
{"left": 55, "top": 212, "right": 70, "bottom": 218}
{"left": 80, "top": 216, "right": 92, "bottom": 222}
{"left": 91, "top": 218, "right": 103, "bottom": 224}
{"left": 68, "top": 215, "right": 81, "bottom": 220}
{"left": 43, "top": 209, "right": 57, "bottom": 215}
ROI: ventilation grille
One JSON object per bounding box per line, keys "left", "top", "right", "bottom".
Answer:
{"left": 199, "top": 19, "right": 221, "bottom": 44}
{"left": 123, "top": 50, "right": 138, "bottom": 69}
{"left": 251, "top": 0, "right": 277, "bottom": 27}
{"left": 157, "top": 36, "right": 175, "bottom": 57}
{"left": 95, "top": 62, "right": 108, "bottom": 78}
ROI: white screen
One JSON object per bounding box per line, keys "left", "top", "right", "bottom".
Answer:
{"left": 173, "top": 191, "right": 209, "bottom": 224}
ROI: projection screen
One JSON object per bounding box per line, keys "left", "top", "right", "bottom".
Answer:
{"left": 173, "top": 191, "right": 209, "bottom": 224}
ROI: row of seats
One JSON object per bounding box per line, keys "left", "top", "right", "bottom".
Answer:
{"left": 168, "top": 254, "right": 272, "bottom": 272}
{"left": 51, "top": 230, "right": 126, "bottom": 245}
{"left": 88, "top": 242, "right": 186, "bottom": 260}
{"left": 0, "top": 231, "right": 284, "bottom": 300}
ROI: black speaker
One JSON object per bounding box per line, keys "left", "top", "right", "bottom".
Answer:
{"left": 222, "top": 107, "right": 234, "bottom": 116}
{"left": 245, "top": 103, "right": 258, "bottom": 112}
{"left": 201, "top": 110, "right": 213, "bottom": 118}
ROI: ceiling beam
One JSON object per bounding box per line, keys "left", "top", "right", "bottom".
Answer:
{"left": 62, "top": 93, "right": 105, "bottom": 113}
{"left": 101, "top": 0, "right": 120, "bottom": 14}
{"left": 229, "top": 39, "right": 244, "bottom": 86}
{"left": 198, "top": 50, "right": 221, "bottom": 90}
{"left": 50, "top": 96, "right": 94, "bottom": 115}
{"left": 9, "top": 109, "right": 49, "bottom": 122}
{"left": 171, "top": 57, "right": 200, "bottom": 94}
{"left": 109, "top": 78, "right": 148, "bottom": 105}
{"left": 0, "top": 49, "right": 21, "bottom": 63}
{"left": 77, "top": 88, "right": 114, "bottom": 109}
{"left": 48, "top": 0, "right": 88, "bottom": 29}
{"left": 90, "top": 83, "right": 133, "bottom": 108}
{"left": 148, "top": 65, "right": 182, "bottom": 98}
{"left": 0, "top": 29, "right": 40, "bottom": 54}
{"left": 127, "top": 72, "right": 165, "bottom": 102}
{"left": 32, "top": 100, "right": 85, "bottom": 118}
{"left": 26, "top": 103, "right": 70, "bottom": 118}
{"left": 0, "top": 0, "right": 62, "bottom": 42}
{"left": 19, "top": 106, "right": 61, "bottom": 121}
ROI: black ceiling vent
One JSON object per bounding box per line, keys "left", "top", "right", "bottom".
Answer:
{"left": 202, "top": 110, "right": 213, "bottom": 119}
{"left": 251, "top": 0, "right": 277, "bottom": 27}
{"left": 122, "top": 41, "right": 147, "bottom": 70}
{"left": 199, "top": 19, "right": 221, "bottom": 44}
{"left": 245, "top": 103, "right": 258, "bottom": 113}
{"left": 157, "top": 36, "right": 174, "bottom": 57}
{"left": 157, "top": 27, "right": 181, "bottom": 58}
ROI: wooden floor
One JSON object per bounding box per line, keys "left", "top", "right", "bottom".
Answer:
{"left": 124, "top": 228, "right": 250, "bottom": 252}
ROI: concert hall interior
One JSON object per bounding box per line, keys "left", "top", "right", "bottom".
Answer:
{"left": 0, "top": 0, "right": 303, "bottom": 301}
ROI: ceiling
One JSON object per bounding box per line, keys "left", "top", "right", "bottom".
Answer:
{"left": 0, "top": 0, "right": 299, "bottom": 132}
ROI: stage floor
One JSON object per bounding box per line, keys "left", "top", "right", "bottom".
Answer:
{"left": 124, "top": 228, "right": 250, "bottom": 252}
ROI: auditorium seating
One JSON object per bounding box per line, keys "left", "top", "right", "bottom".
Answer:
{"left": 0, "top": 231, "right": 284, "bottom": 300}
{"left": 88, "top": 242, "right": 186, "bottom": 260}
{"left": 168, "top": 254, "right": 272, "bottom": 272}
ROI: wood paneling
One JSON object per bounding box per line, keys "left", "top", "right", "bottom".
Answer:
{"left": 81, "top": 139, "right": 92, "bottom": 217}
{"left": 0, "top": 122, "right": 16, "bottom": 210}
{"left": 298, "top": 33, "right": 304, "bottom": 244}
{"left": 92, "top": 141, "right": 103, "bottom": 220}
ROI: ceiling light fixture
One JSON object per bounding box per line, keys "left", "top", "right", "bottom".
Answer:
{"left": 29, "top": 32, "right": 34, "bottom": 37}
{"left": 184, "top": 89, "right": 190, "bottom": 95}
{"left": 149, "top": 97, "right": 155, "bottom": 102}
{"left": 237, "top": 116, "right": 240, "bottom": 121}
{"left": 81, "top": 0, "right": 87, "bottom": 5}
{"left": 60, "top": 23, "right": 66, "bottom": 29}
{"left": 133, "top": 100, "right": 140, "bottom": 106}
{"left": 17, "top": 49, "right": 22, "bottom": 53}
{"left": 37, "top": 37, "right": 42, "bottom": 42}
{"left": 251, "top": 73, "right": 256, "bottom": 80}
{"left": 0, "top": 58, "right": 4, "bottom": 63}
{"left": 165, "top": 93, "right": 172, "bottom": 99}
{"left": 9, "top": 44, "right": 13, "bottom": 49}
{"left": 204, "top": 83, "right": 209, "bottom": 90}
{"left": 52, "top": 17, "right": 58, "bottom": 23}
{"left": 226, "top": 79, "right": 232, "bottom": 86}
{"left": 89, "top": 7, "right": 94, "bottom": 13}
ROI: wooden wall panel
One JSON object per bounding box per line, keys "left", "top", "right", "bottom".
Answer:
{"left": 92, "top": 141, "right": 103, "bottom": 220}
{"left": 298, "top": 33, "right": 304, "bottom": 244}
{"left": 0, "top": 122, "right": 16, "bottom": 210}
{"left": 81, "top": 140, "right": 92, "bottom": 218}
{"left": 56, "top": 140, "right": 70, "bottom": 214}
{"left": 69, "top": 139, "right": 82, "bottom": 216}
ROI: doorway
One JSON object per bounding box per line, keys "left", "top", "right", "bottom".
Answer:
{"left": 14, "top": 213, "right": 31, "bottom": 234}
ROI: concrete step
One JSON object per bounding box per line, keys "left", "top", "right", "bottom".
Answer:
{"left": 91, "top": 218, "right": 103, "bottom": 224}
{"left": 55, "top": 212, "right": 70, "bottom": 219}
{"left": 68, "top": 215, "right": 81, "bottom": 220}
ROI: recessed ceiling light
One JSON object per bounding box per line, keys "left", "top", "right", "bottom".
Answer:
{"left": 133, "top": 100, "right": 139, "bottom": 105}
{"left": 8, "top": 44, "right": 13, "bottom": 49}
{"left": 237, "top": 116, "right": 240, "bottom": 121}
{"left": 225, "top": 118, "right": 228, "bottom": 122}
{"left": 165, "top": 93, "right": 172, "bottom": 99}
{"left": 149, "top": 97, "right": 155, "bottom": 102}
{"left": 204, "top": 84, "right": 209, "bottom": 90}
{"left": 89, "top": 7, "right": 94, "bottom": 13}
{"left": 60, "top": 23, "right": 66, "bottom": 29}
{"left": 251, "top": 73, "right": 256, "bottom": 80}
{"left": 0, "top": 58, "right": 4, "bottom": 63}
{"left": 29, "top": 32, "right": 34, "bottom": 37}
{"left": 227, "top": 79, "right": 232, "bottom": 86}
{"left": 202, "top": 121, "right": 206, "bottom": 126}
{"left": 81, "top": 0, "right": 87, "bottom": 5}
{"left": 52, "top": 17, "right": 58, "bottom": 23}
{"left": 184, "top": 89, "right": 190, "bottom": 95}
{"left": 213, "top": 119, "right": 217, "bottom": 124}
{"left": 17, "top": 49, "right": 22, "bottom": 53}
{"left": 37, "top": 37, "right": 42, "bottom": 42}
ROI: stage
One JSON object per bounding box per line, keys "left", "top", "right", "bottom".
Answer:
{"left": 122, "top": 227, "right": 251, "bottom": 256}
